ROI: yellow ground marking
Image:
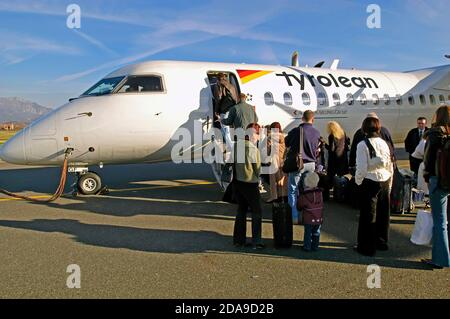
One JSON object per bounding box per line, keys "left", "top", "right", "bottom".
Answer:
{"left": 0, "top": 195, "right": 51, "bottom": 202}
{"left": 109, "top": 181, "right": 216, "bottom": 193}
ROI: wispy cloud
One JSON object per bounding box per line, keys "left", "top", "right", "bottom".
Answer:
{"left": 54, "top": 0, "right": 291, "bottom": 82}
{"left": 72, "top": 30, "right": 119, "bottom": 57}
{"left": 404, "top": 0, "right": 450, "bottom": 27}
{"left": 0, "top": 31, "right": 81, "bottom": 66}
{"left": 0, "top": 0, "right": 164, "bottom": 28}
{"left": 54, "top": 35, "right": 218, "bottom": 82}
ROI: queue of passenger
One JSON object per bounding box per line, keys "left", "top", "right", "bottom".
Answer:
{"left": 212, "top": 76, "right": 449, "bottom": 268}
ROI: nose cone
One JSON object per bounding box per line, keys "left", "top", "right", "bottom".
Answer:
{"left": 0, "top": 132, "right": 26, "bottom": 164}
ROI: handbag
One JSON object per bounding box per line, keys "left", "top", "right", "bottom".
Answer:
{"left": 410, "top": 210, "right": 433, "bottom": 245}
{"left": 221, "top": 163, "right": 233, "bottom": 183}
{"left": 222, "top": 143, "right": 238, "bottom": 184}
{"left": 282, "top": 126, "right": 304, "bottom": 173}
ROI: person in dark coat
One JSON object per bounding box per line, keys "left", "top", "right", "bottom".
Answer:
{"left": 349, "top": 113, "right": 395, "bottom": 172}
{"left": 404, "top": 117, "right": 429, "bottom": 175}
{"left": 325, "top": 121, "right": 350, "bottom": 178}
{"left": 421, "top": 105, "right": 450, "bottom": 269}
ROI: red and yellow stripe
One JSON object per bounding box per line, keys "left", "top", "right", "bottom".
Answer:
{"left": 237, "top": 70, "right": 273, "bottom": 84}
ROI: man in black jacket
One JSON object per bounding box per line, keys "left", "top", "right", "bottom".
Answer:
{"left": 404, "top": 117, "right": 428, "bottom": 175}
{"left": 349, "top": 113, "right": 395, "bottom": 172}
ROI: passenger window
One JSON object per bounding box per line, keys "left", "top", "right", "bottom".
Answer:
{"left": 317, "top": 92, "right": 328, "bottom": 107}
{"left": 384, "top": 94, "right": 390, "bottom": 105}
{"left": 439, "top": 95, "right": 445, "bottom": 103}
{"left": 359, "top": 94, "right": 367, "bottom": 105}
{"left": 117, "top": 75, "right": 164, "bottom": 93}
{"left": 302, "top": 92, "right": 311, "bottom": 106}
{"left": 408, "top": 95, "right": 415, "bottom": 105}
{"left": 346, "top": 93, "right": 354, "bottom": 105}
{"left": 430, "top": 95, "right": 436, "bottom": 105}
{"left": 372, "top": 94, "right": 379, "bottom": 105}
{"left": 264, "top": 92, "right": 274, "bottom": 105}
{"left": 283, "top": 92, "right": 293, "bottom": 106}
{"left": 332, "top": 93, "right": 340, "bottom": 106}
{"left": 396, "top": 95, "right": 402, "bottom": 105}
{"left": 419, "top": 94, "right": 426, "bottom": 105}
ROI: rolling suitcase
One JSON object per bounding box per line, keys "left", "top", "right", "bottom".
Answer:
{"left": 390, "top": 169, "right": 414, "bottom": 214}
{"left": 333, "top": 175, "right": 349, "bottom": 203}
{"left": 317, "top": 171, "right": 330, "bottom": 201}
{"left": 272, "top": 201, "right": 293, "bottom": 248}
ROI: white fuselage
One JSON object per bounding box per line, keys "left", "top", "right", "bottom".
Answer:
{"left": 1, "top": 60, "right": 449, "bottom": 167}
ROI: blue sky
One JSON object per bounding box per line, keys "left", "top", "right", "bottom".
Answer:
{"left": 0, "top": 0, "right": 449, "bottom": 108}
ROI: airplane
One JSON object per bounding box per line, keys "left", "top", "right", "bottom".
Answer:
{"left": 1, "top": 57, "right": 449, "bottom": 195}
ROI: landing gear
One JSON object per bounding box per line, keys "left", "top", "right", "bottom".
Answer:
{"left": 77, "top": 172, "right": 102, "bottom": 195}
{"left": 68, "top": 167, "right": 105, "bottom": 196}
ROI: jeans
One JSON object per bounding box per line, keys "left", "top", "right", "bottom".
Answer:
{"left": 429, "top": 177, "right": 450, "bottom": 267}
{"left": 304, "top": 224, "right": 321, "bottom": 251}
{"left": 233, "top": 180, "right": 263, "bottom": 245}
{"left": 288, "top": 162, "right": 316, "bottom": 221}
{"left": 220, "top": 112, "right": 234, "bottom": 150}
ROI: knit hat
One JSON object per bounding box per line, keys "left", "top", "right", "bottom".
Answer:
{"left": 303, "top": 171, "right": 320, "bottom": 189}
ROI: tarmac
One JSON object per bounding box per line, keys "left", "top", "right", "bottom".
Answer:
{"left": 0, "top": 153, "right": 449, "bottom": 298}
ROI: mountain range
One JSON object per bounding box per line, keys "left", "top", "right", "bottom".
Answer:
{"left": 0, "top": 97, "right": 52, "bottom": 124}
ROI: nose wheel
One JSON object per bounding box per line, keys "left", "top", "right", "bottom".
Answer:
{"left": 77, "top": 172, "right": 102, "bottom": 195}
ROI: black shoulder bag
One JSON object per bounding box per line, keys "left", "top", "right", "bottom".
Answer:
{"left": 364, "top": 137, "right": 376, "bottom": 159}
{"left": 282, "top": 127, "right": 304, "bottom": 173}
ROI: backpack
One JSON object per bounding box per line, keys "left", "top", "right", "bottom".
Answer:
{"left": 436, "top": 128, "right": 450, "bottom": 191}
{"left": 297, "top": 188, "right": 324, "bottom": 225}
{"left": 218, "top": 88, "right": 236, "bottom": 114}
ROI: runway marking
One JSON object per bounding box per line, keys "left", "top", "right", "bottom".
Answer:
{"left": 109, "top": 181, "right": 216, "bottom": 193}
{"left": 94, "top": 194, "right": 223, "bottom": 204}
{"left": 0, "top": 195, "right": 51, "bottom": 202}
{"left": 0, "top": 181, "right": 217, "bottom": 202}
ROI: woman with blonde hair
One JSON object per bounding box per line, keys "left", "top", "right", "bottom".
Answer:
{"left": 325, "top": 121, "right": 350, "bottom": 182}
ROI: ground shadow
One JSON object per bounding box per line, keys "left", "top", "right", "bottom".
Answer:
{"left": 0, "top": 213, "right": 430, "bottom": 271}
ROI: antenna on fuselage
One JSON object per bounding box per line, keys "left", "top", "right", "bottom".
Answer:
{"left": 291, "top": 51, "right": 299, "bottom": 67}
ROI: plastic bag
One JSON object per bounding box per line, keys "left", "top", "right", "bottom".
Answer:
{"left": 410, "top": 210, "right": 433, "bottom": 245}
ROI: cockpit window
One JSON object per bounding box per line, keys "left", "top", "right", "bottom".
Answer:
{"left": 117, "top": 76, "right": 164, "bottom": 93}
{"left": 82, "top": 76, "right": 125, "bottom": 97}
